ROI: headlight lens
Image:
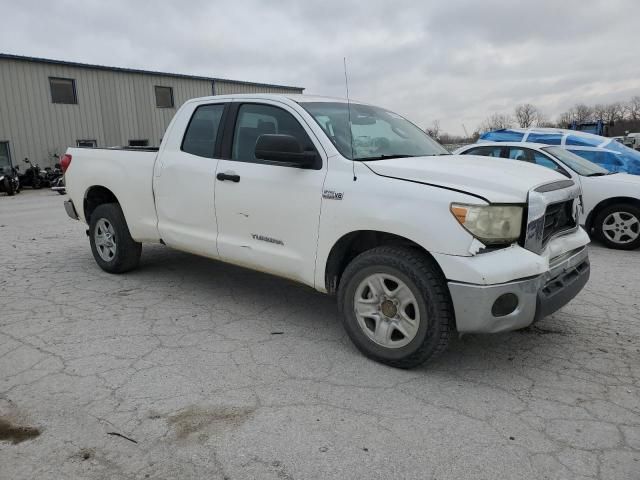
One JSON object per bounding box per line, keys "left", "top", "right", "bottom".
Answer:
{"left": 450, "top": 204, "right": 523, "bottom": 245}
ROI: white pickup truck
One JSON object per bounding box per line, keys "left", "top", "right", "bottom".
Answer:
{"left": 62, "top": 94, "right": 590, "bottom": 368}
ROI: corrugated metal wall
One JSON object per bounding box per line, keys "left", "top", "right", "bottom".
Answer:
{"left": 213, "top": 79, "right": 303, "bottom": 96}
{"left": 0, "top": 58, "right": 303, "bottom": 169}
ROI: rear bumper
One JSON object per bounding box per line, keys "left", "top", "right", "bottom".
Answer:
{"left": 64, "top": 199, "right": 79, "bottom": 220}
{"left": 449, "top": 246, "right": 589, "bottom": 333}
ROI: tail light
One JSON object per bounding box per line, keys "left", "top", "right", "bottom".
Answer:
{"left": 60, "top": 154, "right": 72, "bottom": 173}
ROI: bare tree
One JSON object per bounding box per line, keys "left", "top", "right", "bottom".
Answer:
{"left": 425, "top": 120, "right": 441, "bottom": 139}
{"left": 514, "top": 104, "right": 539, "bottom": 128}
{"left": 479, "top": 113, "right": 513, "bottom": 132}
{"left": 625, "top": 96, "right": 640, "bottom": 120}
{"left": 594, "top": 102, "right": 623, "bottom": 123}
{"left": 603, "top": 102, "right": 624, "bottom": 123}
{"left": 535, "top": 112, "right": 554, "bottom": 127}
{"left": 593, "top": 104, "right": 607, "bottom": 121}
{"left": 557, "top": 111, "right": 573, "bottom": 127}
{"left": 572, "top": 104, "right": 594, "bottom": 124}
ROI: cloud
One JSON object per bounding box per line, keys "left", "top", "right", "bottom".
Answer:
{"left": 1, "top": 0, "right": 638, "bottom": 134}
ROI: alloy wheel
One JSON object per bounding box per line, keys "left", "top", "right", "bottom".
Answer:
{"left": 353, "top": 273, "right": 421, "bottom": 348}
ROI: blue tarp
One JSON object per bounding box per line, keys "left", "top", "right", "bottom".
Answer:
{"left": 480, "top": 128, "right": 640, "bottom": 175}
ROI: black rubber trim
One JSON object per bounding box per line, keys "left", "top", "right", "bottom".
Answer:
{"left": 362, "top": 162, "right": 490, "bottom": 203}
{"left": 534, "top": 259, "right": 590, "bottom": 322}
{"left": 220, "top": 102, "right": 240, "bottom": 159}
{"left": 73, "top": 146, "right": 159, "bottom": 152}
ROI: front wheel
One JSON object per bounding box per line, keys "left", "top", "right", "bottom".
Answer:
{"left": 89, "top": 203, "right": 142, "bottom": 273}
{"left": 595, "top": 204, "right": 640, "bottom": 250}
{"left": 5, "top": 178, "right": 15, "bottom": 196}
{"left": 337, "top": 246, "right": 454, "bottom": 369}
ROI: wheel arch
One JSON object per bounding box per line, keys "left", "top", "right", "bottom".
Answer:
{"left": 585, "top": 196, "right": 640, "bottom": 231}
{"left": 84, "top": 185, "right": 120, "bottom": 224}
{"left": 324, "top": 230, "right": 441, "bottom": 295}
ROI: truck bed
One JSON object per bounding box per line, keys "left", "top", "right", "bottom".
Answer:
{"left": 64, "top": 147, "right": 160, "bottom": 242}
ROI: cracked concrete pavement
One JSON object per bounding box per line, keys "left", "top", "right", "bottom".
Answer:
{"left": 1, "top": 190, "right": 639, "bottom": 479}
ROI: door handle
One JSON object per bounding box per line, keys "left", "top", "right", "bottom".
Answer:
{"left": 216, "top": 172, "right": 240, "bottom": 183}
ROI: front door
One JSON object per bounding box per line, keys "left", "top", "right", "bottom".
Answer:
{"left": 214, "top": 101, "right": 327, "bottom": 285}
{"left": 153, "top": 102, "right": 226, "bottom": 257}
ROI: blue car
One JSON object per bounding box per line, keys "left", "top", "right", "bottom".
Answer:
{"left": 480, "top": 128, "right": 640, "bottom": 175}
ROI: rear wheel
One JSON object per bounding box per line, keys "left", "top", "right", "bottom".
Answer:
{"left": 337, "top": 246, "right": 454, "bottom": 369}
{"left": 595, "top": 203, "right": 640, "bottom": 250}
{"left": 89, "top": 203, "right": 142, "bottom": 273}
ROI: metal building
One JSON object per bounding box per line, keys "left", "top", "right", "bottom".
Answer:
{"left": 0, "top": 53, "right": 304, "bottom": 169}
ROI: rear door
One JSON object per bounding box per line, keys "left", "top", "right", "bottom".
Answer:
{"left": 214, "top": 100, "right": 327, "bottom": 285}
{"left": 153, "top": 101, "right": 227, "bottom": 256}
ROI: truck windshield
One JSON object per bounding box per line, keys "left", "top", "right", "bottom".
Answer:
{"left": 542, "top": 146, "right": 610, "bottom": 176}
{"left": 299, "top": 101, "right": 449, "bottom": 160}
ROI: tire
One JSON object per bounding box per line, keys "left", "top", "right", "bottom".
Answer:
{"left": 337, "top": 246, "right": 454, "bottom": 369}
{"left": 6, "top": 179, "right": 15, "bottom": 196}
{"left": 594, "top": 203, "right": 640, "bottom": 250}
{"left": 89, "top": 203, "right": 142, "bottom": 273}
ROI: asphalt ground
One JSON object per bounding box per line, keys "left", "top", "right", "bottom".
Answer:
{"left": 1, "top": 190, "right": 639, "bottom": 479}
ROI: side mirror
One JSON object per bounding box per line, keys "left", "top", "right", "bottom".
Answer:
{"left": 14, "top": 165, "right": 20, "bottom": 171}
{"left": 255, "top": 134, "right": 317, "bottom": 168}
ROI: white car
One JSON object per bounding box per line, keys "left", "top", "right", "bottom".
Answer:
{"left": 61, "top": 94, "right": 590, "bottom": 368}
{"left": 455, "top": 142, "right": 640, "bottom": 250}
{"left": 478, "top": 127, "right": 640, "bottom": 175}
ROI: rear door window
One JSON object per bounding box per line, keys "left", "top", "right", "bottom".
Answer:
{"left": 182, "top": 104, "right": 225, "bottom": 158}
{"left": 463, "top": 146, "right": 504, "bottom": 157}
{"left": 507, "top": 147, "right": 532, "bottom": 162}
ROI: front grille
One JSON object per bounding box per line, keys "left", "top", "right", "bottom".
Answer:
{"left": 542, "top": 200, "right": 576, "bottom": 244}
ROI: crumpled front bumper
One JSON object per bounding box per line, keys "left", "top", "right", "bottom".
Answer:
{"left": 448, "top": 246, "right": 590, "bottom": 333}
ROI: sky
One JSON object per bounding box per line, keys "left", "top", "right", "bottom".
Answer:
{"left": 1, "top": 0, "right": 639, "bottom": 135}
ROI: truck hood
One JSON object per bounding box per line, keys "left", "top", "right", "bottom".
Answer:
{"left": 365, "top": 154, "right": 568, "bottom": 203}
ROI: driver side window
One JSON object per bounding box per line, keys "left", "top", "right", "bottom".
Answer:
{"left": 232, "top": 104, "right": 315, "bottom": 163}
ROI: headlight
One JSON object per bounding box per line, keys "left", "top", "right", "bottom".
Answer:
{"left": 450, "top": 203, "right": 523, "bottom": 245}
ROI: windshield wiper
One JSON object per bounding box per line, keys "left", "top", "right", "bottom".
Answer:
{"left": 585, "top": 172, "right": 611, "bottom": 177}
{"left": 353, "top": 154, "right": 417, "bottom": 161}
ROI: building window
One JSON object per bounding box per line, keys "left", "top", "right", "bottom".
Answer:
{"left": 129, "top": 140, "right": 149, "bottom": 147}
{"left": 155, "top": 86, "right": 174, "bottom": 108}
{"left": 0, "top": 142, "right": 12, "bottom": 173}
{"left": 76, "top": 139, "right": 97, "bottom": 148}
{"left": 49, "top": 77, "right": 77, "bottom": 104}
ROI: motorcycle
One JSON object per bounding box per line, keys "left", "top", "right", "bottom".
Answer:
{"left": 0, "top": 166, "right": 20, "bottom": 196}
{"left": 50, "top": 171, "right": 66, "bottom": 195}
{"left": 0, "top": 154, "right": 20, "bottom": 196}
{"left": 44, "top": 163, "right": 63, "bottom": 188}
{"left": 18, "top": 159, "right": 47, "bottom": 189}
